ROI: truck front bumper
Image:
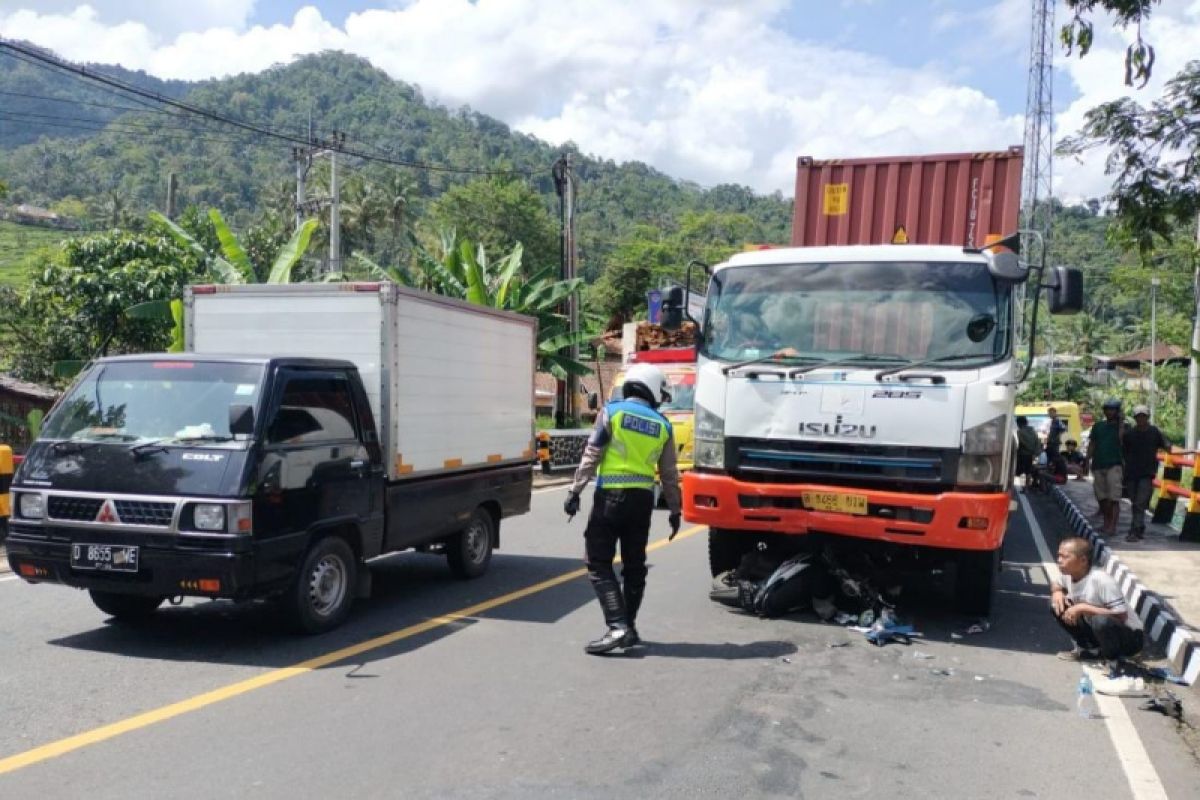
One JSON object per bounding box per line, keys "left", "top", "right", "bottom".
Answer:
{"left": 4, "top": 527, "right": 257, "bottom": 600}
{"left": 683, "top": 472, "right": 1009, "bottom": 551}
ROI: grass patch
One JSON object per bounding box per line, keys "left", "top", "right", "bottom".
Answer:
{"left": 0, "top": 220, "right": 72, "bottom": 287}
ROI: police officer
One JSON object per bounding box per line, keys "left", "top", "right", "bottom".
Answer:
{"left": 564, "top": 363, "right": 682, "bottom": 654}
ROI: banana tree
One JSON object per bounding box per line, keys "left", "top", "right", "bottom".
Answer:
{"left": 151, "top": 210, "right": 318, "bottom": 284}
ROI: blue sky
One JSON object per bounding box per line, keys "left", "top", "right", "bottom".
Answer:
{"left": 1, "top": 1, "right": 1196, "bottom": 199}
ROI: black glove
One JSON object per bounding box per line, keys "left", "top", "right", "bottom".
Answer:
{"left": 668, "top": 512, "right": 681, "bottom": 541}
{"left": 564, "top": 492, "right": 581, "bottom": 519}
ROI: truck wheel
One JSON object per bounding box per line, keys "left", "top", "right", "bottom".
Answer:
{"left": 447, "top": 508, "right": 494, "bottom": 579}
{"left": 954, "top": 548, "right": 999, "bottom": 617}
{"left": 287, "top": 536, "right": 358, "bottom": 634}
{"left": 708, "top": 528, "right": 749, "bottom": 577}
{"left": 89, "top": 590, "right": 164, "bottom": 621}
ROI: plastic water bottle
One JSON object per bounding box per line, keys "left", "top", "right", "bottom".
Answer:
{"left": 1077, "top": 674, "right": 1098, "bottom": 719}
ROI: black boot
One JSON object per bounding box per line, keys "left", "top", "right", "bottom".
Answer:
{"left": 586, "top": 579, "right": 631, "bottom": 655}
{"left": 623, "top": 583, "right": 644, "bottom": 647}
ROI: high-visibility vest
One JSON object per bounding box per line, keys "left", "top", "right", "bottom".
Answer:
{"left": 597, "top": 401, "right": 671, "bottom": 490}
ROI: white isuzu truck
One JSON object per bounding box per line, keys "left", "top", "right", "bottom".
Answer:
{"left": 663, "top": 149, "right": 1081, "bottom": 614}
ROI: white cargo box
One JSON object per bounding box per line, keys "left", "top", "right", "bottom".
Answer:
{"left": 185, "top": 283, "right": 536, "bottom": 481}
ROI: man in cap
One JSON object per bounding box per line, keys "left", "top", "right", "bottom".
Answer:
{"left": 1122, "top": 405, "right": 1171, "bottom": 542}
{"left": 1087, "top": 399, "right": 1126, "bottom": 535}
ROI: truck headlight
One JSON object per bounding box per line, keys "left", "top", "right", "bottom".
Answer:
{"left": 694, "top": 404, "right": 725, "bottom": 468}
{"left": 963, "top": 414, "right": 1006, "bottom": 455}
{"left": 193, "top": 504, "right": 226, "bottom": 531}
{"left": 18, "top": 492, "right": 46, "bottom": 519}
{"left": 957, "top": 454, "right": 1001, "bottom": 485}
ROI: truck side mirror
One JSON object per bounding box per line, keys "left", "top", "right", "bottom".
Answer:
{"left": 661, "top": 286, "right": 684, "bottom": 330}
{"left": 229, "top": 404, "right": 255, "bottom": 437}
{"left": 1047, "top": 266, "right": 1084, "bottom": 315}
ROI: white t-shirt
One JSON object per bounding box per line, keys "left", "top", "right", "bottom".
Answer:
{"left": 1064, "top": 569, "right": 1142, "bottom": 630}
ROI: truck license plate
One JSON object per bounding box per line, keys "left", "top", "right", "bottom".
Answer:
{"left": 802, "top": 492, "right": 868, "bottom": 516}
{"left": 71, "top": 544, "right": 140, "bottom": 573}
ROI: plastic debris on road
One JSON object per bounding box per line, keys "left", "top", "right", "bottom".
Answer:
{"left": 912, "top": 651, "right": 934, "bottom": 660}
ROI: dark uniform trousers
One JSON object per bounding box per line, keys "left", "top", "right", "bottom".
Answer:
{"left": 584, "top": 487, "right": 655, "bottom": 628}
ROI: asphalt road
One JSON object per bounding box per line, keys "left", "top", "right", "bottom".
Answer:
{"left": 1, "top": 486, "right": 1197, "bottom": 799}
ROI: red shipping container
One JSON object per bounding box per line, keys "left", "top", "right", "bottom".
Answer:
{"left": 791, "top": 146, "right": 1024, "bottom": 249}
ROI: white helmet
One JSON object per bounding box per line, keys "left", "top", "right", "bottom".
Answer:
{"left": 623, "top": 363, "right": 672, "bottom": 406}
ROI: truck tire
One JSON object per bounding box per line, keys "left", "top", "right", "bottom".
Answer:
{"left": 89, "top": 590, "right": 164, "bottom": 621}
{"left": 447, "top": 507, "right": 494, "bottom": 579}
{"left": 708, "top": 528, "right": 750, "bottom": 577}
{"left": 954, "top": 548, "right": 999, "bottom": 617}
{"left": 286, "top": 536, "right": 358, "bottom": 634}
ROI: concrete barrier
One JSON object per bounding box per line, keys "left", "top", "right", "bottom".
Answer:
{"left": 0, "top": 445, "right": 12, "bottom": 545}
{"left": 536, "top": 429, "right": 591, "bottom": 473}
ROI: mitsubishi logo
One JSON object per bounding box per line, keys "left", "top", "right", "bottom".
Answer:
{"left": 95, "top": 500, "right": 121, "bottom": 524}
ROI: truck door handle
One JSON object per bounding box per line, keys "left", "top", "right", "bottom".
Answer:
{"left": 350, "top": 460, "right": 367, "bottom": 475}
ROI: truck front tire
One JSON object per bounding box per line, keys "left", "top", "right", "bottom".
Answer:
{"left": 89, "top": 590, "right": 164, "bottom": 621}
{"left": 708, "top": 528, "right": 750, "bottom": 577}
{"left": 287, "top": 536, "right": 358, "bottom": 634}
{"left": 447, "top": 507, "right": 494, "bottom": 579}
{"left": 954, "top": 548, "right": 999, "bottom": 617}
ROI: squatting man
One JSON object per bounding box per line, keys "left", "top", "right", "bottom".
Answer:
{"left": 563, "top": 364, "right": 683, "bottom": 655}
{"left": 1051, "top": 536, "right": 1143, "bottom": 663}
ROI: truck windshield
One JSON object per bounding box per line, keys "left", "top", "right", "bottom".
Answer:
{"left": 41, "top": 361, "right": 265, "bottom": 444}
{"left": 609, "top": 371, "right": 696, "bottom": 412}
{"left": 700, "top": 261, "right": 1010, "bottom": 366}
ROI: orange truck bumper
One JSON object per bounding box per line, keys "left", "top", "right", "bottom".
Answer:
{"left": 683, "top": 472, "right": 1008, "bottom": 552}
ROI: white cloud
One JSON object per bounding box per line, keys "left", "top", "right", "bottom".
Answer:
{"left": 0, "top": 0, "right": 256, "bottom": 38}
{"left": 1, "top": 0, "right": 1192, "bottom": 202}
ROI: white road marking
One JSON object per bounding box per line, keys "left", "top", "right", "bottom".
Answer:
{"left": 0, "top": 574, "right": 20, "bottom": 583}
{"left": 532, "top": 484, "right": 571, "bottom": 495}
{"left": 1018, "top": 492, "right": 1168, "bottom": 800}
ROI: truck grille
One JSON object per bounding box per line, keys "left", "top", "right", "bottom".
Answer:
{"left": 47, "top": 496, "right": 104, "bottom": 521}
{"left": 114, "top": 500, "right": 176, "bottom": 526}
{"left": 731, "top": 439, "right": 952, "bottom": 487}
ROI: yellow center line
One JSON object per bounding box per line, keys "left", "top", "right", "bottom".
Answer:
{"left": 0, "top": 524, "right": 706, "bottom": 776}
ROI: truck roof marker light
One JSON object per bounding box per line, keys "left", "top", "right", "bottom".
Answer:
{"left": 191, "top": 285, "right": 217, "bottom": 294}
{"left": 153, "top": 361, "right": 195, "bottom": 369}
{"left": 350, "top": 282, "right": 382, "bottom": 292}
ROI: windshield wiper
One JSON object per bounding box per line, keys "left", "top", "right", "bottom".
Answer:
{"left": 874, "top": 353, "right": 991, "bottom": 382}
{"left": 172, "top": 434, "right": 235, "bottom": 445}
{"left": 721, "top": 350, "right": 814, "bottom": 375}
{"left": 129, "top": 439, "right": 169, "bottom": 459}
{"left": 788, "top": 353, "right": 907, "bottom": 377}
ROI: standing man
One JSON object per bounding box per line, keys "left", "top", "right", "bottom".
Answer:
{"left": 564, "top": 363, "right": 682, "bottom": 655}
{"left": 1051, "top": 537, "right": 1143, "bottom": 662}
{"left": 1122, "top": 405, "right": 1171, "bottom": 542}
{"left": 1087, "top": 398, "right": 1126, "bottom": 536}
{"left": 1045, "top": 406, "right": 1066, "bottom": 461}
{"left": 1015, "top": 415, "right": 1042, "bottom": 492}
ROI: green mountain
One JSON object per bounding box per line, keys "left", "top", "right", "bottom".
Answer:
{"left": 0, "top": 46, "right": 793, "bottom": 277}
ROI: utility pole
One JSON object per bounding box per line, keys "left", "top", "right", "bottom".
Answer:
{"left": 165, "top": 172, "right": 178, "bottom": 219}
{"left": 293, "top": 129, "right": 345, "bottom": 275}
{"left": 293, "top": 147, "right": 308, "bottom": 231}
{"left": 1188, "top": 212, "right": 1200, "bottom": 449}
{"left": 552, "top": 153, "right": 579, "bottom": 426}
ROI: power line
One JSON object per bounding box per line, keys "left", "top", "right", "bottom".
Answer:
{"left": 0, "top": 40, "right": 532, "bottom": 178}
